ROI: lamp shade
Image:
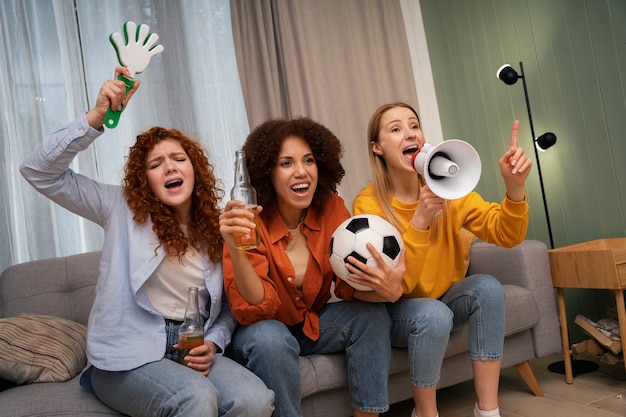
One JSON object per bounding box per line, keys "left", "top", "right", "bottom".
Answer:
{"left": 536, "top": 132, "right": 557, "bottom": 150}
{"left": 496, "top": 64, "right": 519, "bottom": 85}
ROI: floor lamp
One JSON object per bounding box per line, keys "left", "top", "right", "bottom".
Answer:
{"left": 497, "top": 61, "right": 598, "bottom": 377}
{"left": 496, "top": 61, "right": 556, "bottom": 249}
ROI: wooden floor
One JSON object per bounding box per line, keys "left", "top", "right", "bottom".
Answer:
{"left": 382, "top": 354, "right": 626, "bottom": 417}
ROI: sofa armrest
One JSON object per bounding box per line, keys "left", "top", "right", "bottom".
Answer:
{"left": 467, "top": 240, "right": 561, "bottom": 358}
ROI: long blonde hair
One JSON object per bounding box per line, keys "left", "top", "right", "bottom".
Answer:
{"left": 366, "top": 102, "right": 426, "bottom": 232}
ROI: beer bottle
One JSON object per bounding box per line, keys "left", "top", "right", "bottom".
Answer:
{"left": 177, "top": 286, "right": 204, "bottom": 366}
{"left": 230, "top": 150, "right": 260, "bottom": 250}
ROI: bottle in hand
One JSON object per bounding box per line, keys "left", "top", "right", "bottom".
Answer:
{"left": 178, "top": 286, "right": 204, "bottom": 366}
{"left": 231, "top": 149, "right": 260, "bottom": 250}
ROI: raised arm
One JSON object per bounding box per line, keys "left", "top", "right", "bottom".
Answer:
{"left": 499, "top": 120, "right": 532, "bottom": 202}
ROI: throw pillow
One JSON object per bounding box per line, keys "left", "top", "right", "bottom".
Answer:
{"left": 0, "top": 314, "right": 87, "bottom": 384}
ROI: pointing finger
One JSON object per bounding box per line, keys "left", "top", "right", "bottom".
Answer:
{"left": 510, "top": 120, "right": 520, "bottom": 150}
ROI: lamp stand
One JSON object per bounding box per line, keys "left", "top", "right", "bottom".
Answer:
{"left": 518, "top": 62, "right": 554, "bottom": 250}
{"left": 516, "top": 61, "right": 598, "bottom": 376}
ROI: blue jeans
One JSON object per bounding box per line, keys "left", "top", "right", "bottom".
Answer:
{"left": 388, "top": 274, "right": 505, "bottom": 388}
{"left": 86, "top": 321, "right": 274, "bottom": 417}
{"left": 227, "top": 300, "right": 392, "bottom": 416}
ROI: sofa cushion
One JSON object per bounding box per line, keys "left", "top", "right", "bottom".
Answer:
{"left": 0, "top": 374, "right": 124, "bottom": 416}
{"left": 300, "top": 353, "right": 348, "bottom": 398}
{"left": 0, "top": 314, "right": 87, "bottom": 384}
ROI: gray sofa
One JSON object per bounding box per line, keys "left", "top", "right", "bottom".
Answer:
{"left": 0, "top": 240, "right": 561, "bottom": 417}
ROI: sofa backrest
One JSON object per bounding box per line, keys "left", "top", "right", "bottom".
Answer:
{"left": 0, "top": 251, "right": 101, "bottom": 325}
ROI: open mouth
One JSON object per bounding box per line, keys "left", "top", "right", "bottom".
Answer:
{"left": 291, "top": 183, "right": 310, "bottom": 195}
{"left": 402, "top": 145, "right": 419, "bottom": 159}
{"left": 165, "top": 179, "right": 183, "bottom": 189}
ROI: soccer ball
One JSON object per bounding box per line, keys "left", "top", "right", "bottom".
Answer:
{"left": 329, "top": 214, "right": 404, "bottom": 291}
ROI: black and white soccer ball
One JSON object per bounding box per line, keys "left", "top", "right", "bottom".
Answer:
{"left": 329, "top": 214, "right": 404, "bottom": 291}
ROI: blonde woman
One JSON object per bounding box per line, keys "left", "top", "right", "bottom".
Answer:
{"left": 350, "top": 102, "right": 531, "bottom": 417}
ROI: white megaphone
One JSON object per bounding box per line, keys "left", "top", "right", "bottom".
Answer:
{"left": 410, "top": 139, "right": 482, "bottom": 200}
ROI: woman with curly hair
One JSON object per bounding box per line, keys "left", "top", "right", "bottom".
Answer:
{"left": 20, "top": 67, "right": 274, "bottom": 417}
{"left": 220, "top": 117, "right": 398, "bottom": 417}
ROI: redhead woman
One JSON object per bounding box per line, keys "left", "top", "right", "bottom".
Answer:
{"left": 20, "top": 66, "right": 274, "bottom": 417}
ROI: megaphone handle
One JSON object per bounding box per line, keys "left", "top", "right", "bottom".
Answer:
{"left": 104, "top": 75, "right": 135, "bottom": 129}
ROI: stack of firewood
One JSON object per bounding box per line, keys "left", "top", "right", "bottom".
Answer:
{"left": 573, "top": 309, "right": 622, "bottom": 365}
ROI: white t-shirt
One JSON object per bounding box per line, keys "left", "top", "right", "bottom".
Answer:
{"left": 145, "top": 248, "right": 209, "bottom": 321}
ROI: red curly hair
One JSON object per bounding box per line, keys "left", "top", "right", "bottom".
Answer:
{"left": 123, "top": 127, "right": 224, "bottom": 263}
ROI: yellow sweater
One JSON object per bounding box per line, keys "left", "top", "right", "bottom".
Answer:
{"left": 352, "top": 184, "right": 528, "bottom": 299}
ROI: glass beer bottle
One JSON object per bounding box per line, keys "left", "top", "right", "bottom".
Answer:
{"left": 177, "top": 286, "right": 204, "bottom": 366}
{"left": 230, "top": 150, "right": 260, "bottom": 250}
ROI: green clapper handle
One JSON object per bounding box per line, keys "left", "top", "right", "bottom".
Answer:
{"left": 104, "top": 75, "right": 136, "bottom": 129}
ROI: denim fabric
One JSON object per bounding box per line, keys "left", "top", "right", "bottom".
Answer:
{"left": 388, "top": 274, "right": 505, "bottom": 388}
{"left": 164, "top": 319, "right": 182, "bottom": 362}
{"left": 228, "top": 300, "right": 392, "bottom": 416}
{"left": 440, "top": 274, "right": 505, "bottom": 361}
{"left": 387, "top": 297, "right": 453, "bottom": 388}
{"left": 86, "top": 322, "right": 274, "bottom": 417}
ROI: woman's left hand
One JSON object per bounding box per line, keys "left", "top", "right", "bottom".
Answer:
{"left": 344, "top": 244, "right": 406, "bottom": 302}
{"left": 499, "top": 120, "right": 532, "bottom": 201}
{"left": 175, "top": 340, "right": 217, "bottom": 376}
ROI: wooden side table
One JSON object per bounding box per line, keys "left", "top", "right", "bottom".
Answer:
{"left": 548, "top": 238, "right": 626, "bottom": 383}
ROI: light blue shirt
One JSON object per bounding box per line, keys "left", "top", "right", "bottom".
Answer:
{"left": 20, "top": 116, "right": 236, "bottom": 372}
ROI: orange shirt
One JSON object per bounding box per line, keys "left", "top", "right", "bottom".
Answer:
{"left": 222, "top": 194, "right": 355, "bottom": 341}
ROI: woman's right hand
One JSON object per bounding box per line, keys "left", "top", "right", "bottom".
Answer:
{"left": 411, "top": 184, "right": 444, "bottom": 230}
{"left": 86, "top": 66, "right": 140, "bottom": 129}
{"left": 219, "top": 200, "right": 262, "bottom": 249}
{"left": 220, "top": 200, "right": 266, "bottom": 305}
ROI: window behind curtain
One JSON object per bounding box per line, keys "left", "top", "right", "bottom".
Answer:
{"left": 0, "top": 0, "right": 249, "bottom": 273}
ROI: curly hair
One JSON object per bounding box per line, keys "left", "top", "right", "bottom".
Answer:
{"left": 242, "top": 117, "right": 345, "bottom": 216}
{"left": 123, "top": 127, "right": 224, "bottom": 263}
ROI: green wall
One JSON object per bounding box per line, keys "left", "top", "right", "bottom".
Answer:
{"left": 419, "top": 0, "right": 626, "bottom": 343}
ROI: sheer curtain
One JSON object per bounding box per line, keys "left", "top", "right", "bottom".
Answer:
{"left": 0, "top": 0, "right": 249, "bottom": 273}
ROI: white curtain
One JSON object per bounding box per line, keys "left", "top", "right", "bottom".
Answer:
{"left": 0, "top": 0, "right": 249, "bottom": 272}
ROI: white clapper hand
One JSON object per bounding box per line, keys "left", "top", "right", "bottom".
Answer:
{"left": 104, "top": 21, "right": 164, "bottom": 128}
{"left": 110, "top": 21, "right": 164, "bottom": 77}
